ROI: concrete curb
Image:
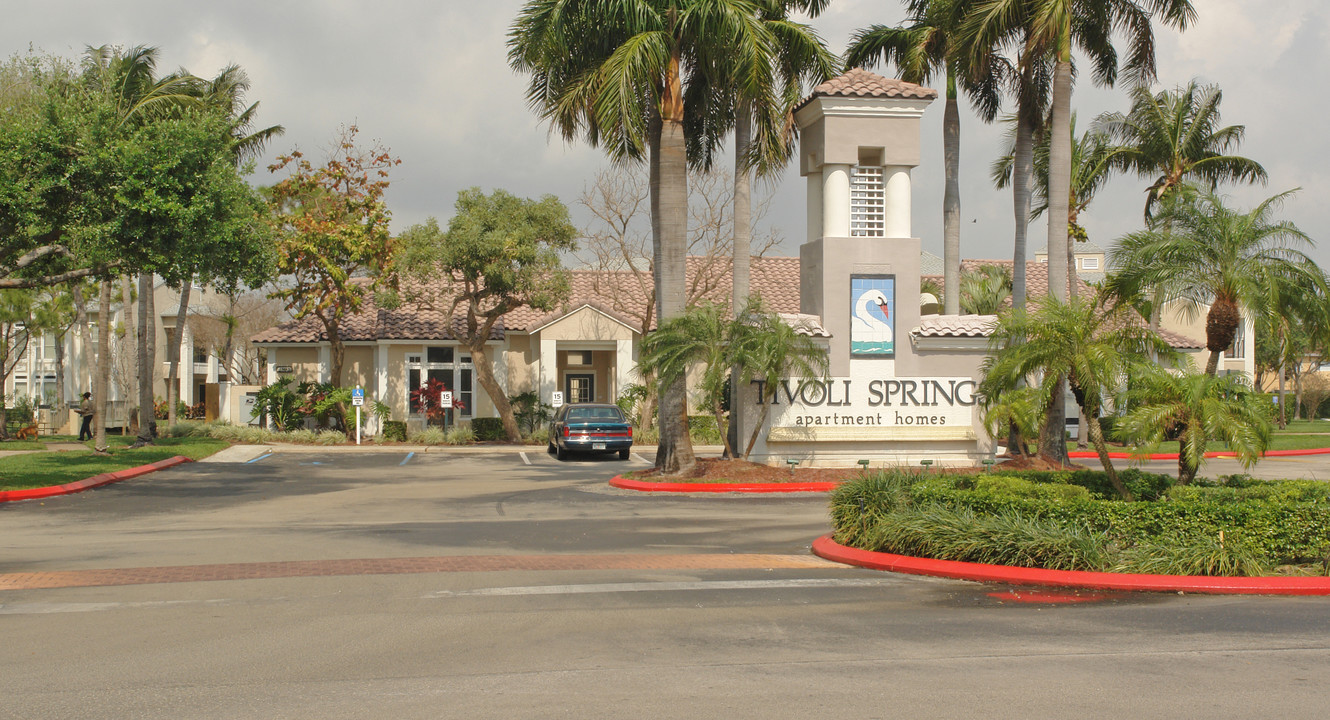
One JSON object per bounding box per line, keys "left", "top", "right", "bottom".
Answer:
{"left": 0, "top": 456, "right": 194, "bottom": 503}
{"left": 811, "top": 534, "right": 1330, "bottom": 596}
{"left": 1066, "top": 447, "right": 1330, "bottom": 461}
{"left": 609, "top": 474, "right": 841, "bottom": 493}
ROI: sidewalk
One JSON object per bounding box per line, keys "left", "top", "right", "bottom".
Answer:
{"left": 200, "top": 442, "right": 727, "bottom": 462}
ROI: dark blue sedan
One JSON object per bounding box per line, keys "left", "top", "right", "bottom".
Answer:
{"left": 547, "top": 403, "right": 633, "bottom": 460}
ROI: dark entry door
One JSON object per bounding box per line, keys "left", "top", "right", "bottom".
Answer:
{"left": 565, "top": 374, "right": 594, "bottom": 404}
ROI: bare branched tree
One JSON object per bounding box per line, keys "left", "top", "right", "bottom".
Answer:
{"left": 189, "top": 290, "right": 287, "bottom": 385}
{"left": 576, "top": 165, "right": 781, "bottom": 430}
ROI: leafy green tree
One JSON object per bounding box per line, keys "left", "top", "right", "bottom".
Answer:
{"left": 1118, "top": 365, "right": 1271, "bottom": 484}
{"left": 509, "top": 0, "right": 781, "bottom": 474}
{"left": 395, "top": 189, "right": 578, "bottom": 442}
{"left": 267, "top": 125, "right": 399, "bottom": 387}
{"left": 847, "top": 0, "right": 1002, "bottom": 315}
{"left": 982, "top": 294, "right": 1174, "bottom": 499}
{"left": 1111, "top": 187, "right": 1328, "bottom": 377}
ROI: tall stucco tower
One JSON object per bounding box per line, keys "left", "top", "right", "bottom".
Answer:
{"left": 795, "top": 68, "right": 936, "bottom": 377}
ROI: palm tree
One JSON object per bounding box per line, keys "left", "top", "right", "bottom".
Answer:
{"left": 1118, "top": 365, "right": 1271, "bottom": 484}
{"left": 982, "top": 293, "right": 1174, "bottom": 499}
{"left": 640, "top": 301, "right": 739, "bottom": 457}
{"left": 1257, "top": 271, "right": 1328, "bottom": 427}
{"left": 965, "top": 0, "right": 1194, "bottom": 466}
{"left": 1098, "top": 80, "right": 1267, "bottom": 329}
{"left": 738, "top": 308, "right": 828, "bottom": 459}
{"left": 958, "top": 264, "right": 1012, "bottom": 314}
{"left": 1098, "top": 80, "right": 1266, "bottom": 220}
{"left": 980, "top": 383, "right": 1042, "bottom": 457}
{"left": 510, "top": 0, "right": 779, "bottom": 474}
{"left": 846, "top": 0, "right": 1003, "bottom": 315}
{"left": 993, "top": 113, "right": 1116, "bottom": 296}
{"left": 965, "top": 0, "right": 1194, "bottom": 303}
{"left": 1111, "top": 187, "right": 1327, "bottom": 377}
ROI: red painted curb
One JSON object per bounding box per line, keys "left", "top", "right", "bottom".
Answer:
{"left": 610, "top": 475, "right": 841, "bottom": 493}
{"left": 0, "top": 456, "right": 194, "bottom": 503}
{"left": 1067, "top": 447, "right": 1330, "bottom": 460}
{"left": 812, "top": 534, "right": 1330, "bottom": 596}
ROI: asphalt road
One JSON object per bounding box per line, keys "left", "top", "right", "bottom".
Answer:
{"left": 2, "top": 447, "right": 1329, "bottom": 719}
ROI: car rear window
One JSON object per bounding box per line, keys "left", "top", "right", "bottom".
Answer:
{"left": 568, "top": 407, "right": 623, "bottom": 421}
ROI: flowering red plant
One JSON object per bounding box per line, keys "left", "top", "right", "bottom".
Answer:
{"left": 410, "top": 377, "right": 465, "bottom": 424}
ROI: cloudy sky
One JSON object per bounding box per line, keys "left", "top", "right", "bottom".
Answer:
{"left": 8, "top": 1, "right": 1329, "bottom": 266}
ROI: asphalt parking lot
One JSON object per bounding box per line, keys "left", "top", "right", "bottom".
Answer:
{"left": 3, "top": 448, "right": 1329, "bottom": 719}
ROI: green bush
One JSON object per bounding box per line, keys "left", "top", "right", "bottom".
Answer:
{"left": 687, "top": 415, "right": 723, "bottom": 444}
{"left": 833, "top": 469, "right": 1330, "bottom": 574}
{"left": 444, "top": 424, "right": 474, "bottom": 445}
{"left": 527, "top": 427, "right": 550, "bottom": 445}
{"left": 471, "top": 417, "right": 505, "bottom": 441}
{"left": 410, "top": 427, "right": 447, "bottom": 445}
{"left": 382, "top": 421, "right": 407, "bottom": 442}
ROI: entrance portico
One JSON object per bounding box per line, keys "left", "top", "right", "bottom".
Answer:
{"left": 532, "top": 304, "right": 638, "bottom": 406}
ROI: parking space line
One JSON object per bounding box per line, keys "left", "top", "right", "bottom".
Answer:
{"left": 632, "top": 453, "right": 649, "bottom": 463}
{"left": 245, "top": 453, "right": 273, "bottom": 464}
{"left": 400, "top": 452, "right": 415, "bottom": 466}
{"left": 519, "top": 452, "right": 531, "bottom": 465}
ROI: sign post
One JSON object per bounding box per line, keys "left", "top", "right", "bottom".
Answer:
{"left": 440, "top": 390, "right": 453, "bottom": 428}
{"left": 351, "top": 386, "right": 365, "bottom": 445}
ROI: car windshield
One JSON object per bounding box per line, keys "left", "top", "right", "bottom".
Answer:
{"left": 567, "top": 407, "right": 623, "bottom": 422}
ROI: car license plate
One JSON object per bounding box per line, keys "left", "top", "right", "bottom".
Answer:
{"left": 592, "top": 443, "right": 606, "bottom": 450}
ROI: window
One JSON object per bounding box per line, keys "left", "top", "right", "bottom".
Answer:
{"left": 1081, "top": 257, "right": 1100, "bottom": 270}
{"left": 1225, "top": 324, "right": 1244, "bottom": 359}
{"left": 850, "top": 165, "right": 885, "bottom": 237}
{"left": 408, "top": 348, "right": 472, "bottom": 418}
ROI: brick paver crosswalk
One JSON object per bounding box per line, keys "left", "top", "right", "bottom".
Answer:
{"left": 0, "top": 553, "right": 841, "bottom": 591}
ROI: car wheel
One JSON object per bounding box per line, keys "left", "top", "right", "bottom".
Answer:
{"left": 618, "top": 448, "right": 630, "bottom": 460}
{"left": 556, "top": 444, "right": 568, "bottom": 461}
{"left": 547, "top": 441, "right": 556, "bottom": 455}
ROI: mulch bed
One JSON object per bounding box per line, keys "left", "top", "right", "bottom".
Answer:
{"left": 629, "top": 455, "right": 1089, "bottom": 484}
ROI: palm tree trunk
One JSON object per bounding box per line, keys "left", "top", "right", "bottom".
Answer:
{"left": 1278, "top": 367, "right": 1287, "bottom": 429}
{"left": 1086, "top": 411, "right": 1132, "bottom": 501}
{"left": 942, "top": 72, "right": 962, "bottom": 316}
{"left": 1045, "top": 56, "right": 1073, "bottom": 303}
{"left": 653, "top": 49, "right": 696, "bottom": 476}
{"left": 729, "top": 102, "right": 753, "bottom": 458}
{"left": 1038, "top": 376, "right": 1069, "bottom": 465}
{"left": 744, "top": 401, "right": 770, "bottom": 460}
{"left": 167, "top": 280, "right": 191, "bottom": 427}
{"left": 136, "top": 273, "right": 156, "bottom": 444}
{"left": 1177, "top": 440, "right": 1198, "bottom": 485}
{"left": 94, "top": 280, "right": 112, "bottom": 454}
{"left": 1011, "top": 88, "right": 1035, "bottom": 311}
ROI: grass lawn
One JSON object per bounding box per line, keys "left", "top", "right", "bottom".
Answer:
{"left": 0, "top": 436, "right": 228, "bottom": 492}
{"left": 1277, "top": 419, "right": 1330, "bottom": 433}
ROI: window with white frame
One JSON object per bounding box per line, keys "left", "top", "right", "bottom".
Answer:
{"left": 850, "top": 165, "right": 885, "bottom": 237}
{"left": 407, "top": 347, "right": 473, "bottom": 418}
{"left": 1080, "top": 257, "right": 1100, "bottom": 270}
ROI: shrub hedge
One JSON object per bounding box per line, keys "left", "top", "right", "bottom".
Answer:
{"left": 832, "top": 469, "right": 1330, "bottom": 574}
{"left": 470, "top": 417, "right": 505, "bottom": 441}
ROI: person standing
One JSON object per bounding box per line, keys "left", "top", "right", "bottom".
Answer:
{"left": 77, "top": 392, "right": 94, "bottom": 441}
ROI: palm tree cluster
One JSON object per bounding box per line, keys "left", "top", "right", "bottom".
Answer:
{"left": 509, "top": 0, "right": 836, "bottom": 475}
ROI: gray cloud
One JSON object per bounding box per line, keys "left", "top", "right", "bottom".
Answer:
{"left": 9, "top": 1, "right": 1327, "bottom": 266}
